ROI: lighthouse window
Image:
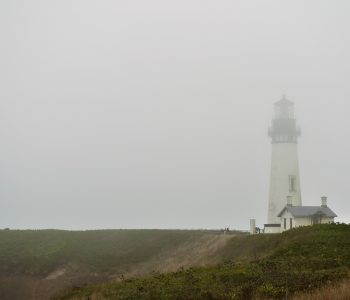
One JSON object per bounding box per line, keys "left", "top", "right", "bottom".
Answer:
{"left": 289, "top": 175, "right": 296, "bottom": 192}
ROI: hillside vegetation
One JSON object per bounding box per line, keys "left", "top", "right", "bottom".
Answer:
{"left": 292, "top": 278, "right": 350, "bottom": 300}
{"left": 58, "top": 224, "right": 350, "bottom": 300}
{"left": 0, "top": 229, "right": 245, "bottom": 299}
{"left": 0, "top": 229, "right": 216, "bottom": 275}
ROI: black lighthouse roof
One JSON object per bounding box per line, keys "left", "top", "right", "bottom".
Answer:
{"left": 274, "top": 94, "right": 293, "bottom": 106}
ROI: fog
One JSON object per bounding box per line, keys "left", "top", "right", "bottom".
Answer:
{"left": 1, "top": 0, "right": 349, "bottom": 230}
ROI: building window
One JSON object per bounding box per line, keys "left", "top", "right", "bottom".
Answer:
{"left": 289, "top": 175, "right": 297, "bottom": 192}
{"left": 290, "top": 218, "right": 293, "bottom": 229}
{"left": 284, "top": 218, "right": 286, "bottom": 229}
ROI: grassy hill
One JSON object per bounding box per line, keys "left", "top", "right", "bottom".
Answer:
{"left": 0, "top": 229, "right": 245, "bottom": 299}
{"left": 1, "top": 224, "right": 350, "bottom": 300}
{"left": 57, "top": 223, "right": 350, "bottom": 300}
{"left": 0, "top": 229, "right": 215, "bottom": 275}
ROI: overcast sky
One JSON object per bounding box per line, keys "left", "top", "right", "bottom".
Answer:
{"left": 0, "top": 0, "right": 349, "bottom": 230}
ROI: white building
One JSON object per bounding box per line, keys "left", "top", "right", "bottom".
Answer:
{"left": 265, "top": 95, "right": 302, "bottom": 232}
{"left": 267, "top": 96, "right": 302, "bottom": 223}
{"left": 277, "top": 196, "right": 337, "bottom": 232}
{"left": 262, "top": 96, "right": 337, "bottom": 234}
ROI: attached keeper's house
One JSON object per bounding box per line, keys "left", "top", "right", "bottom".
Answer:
{"left": 277, "top": 196, "right": 337, "bottom": 232}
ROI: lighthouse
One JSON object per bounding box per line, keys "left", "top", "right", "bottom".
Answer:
{"left": 267, "top": 95, "right": 302, "bottom": 226}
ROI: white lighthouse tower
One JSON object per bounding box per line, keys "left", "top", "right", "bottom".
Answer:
{"left": 266, "top": 95, "right": 302, "bottom": 227}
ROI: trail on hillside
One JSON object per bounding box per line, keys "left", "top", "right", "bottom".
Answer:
{"left": 57, "top": 224, "right": 350, "bottom": 300}
{"left": 124, "top": 234, "right": 233, "bottom": 278}
{"left": 0, "top": 232, "right": 236, "bottom": 300}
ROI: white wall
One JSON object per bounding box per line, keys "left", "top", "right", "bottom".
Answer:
{"left": 279, "top": 210, "right": 295, "bottom": 232}
{"left": 320, "top": 217, "right": 334, "bottom": 224}
{"left": 294, "top": 217, "right": 311, "bottom": 227}
{"left": 250, "top": 219, "right": 256, "bottom": 235}
{"left": 264, "top": 226, "right": 281, "bottom": 234}
{"left": 268, "top": 143, "right": 302, "bottom": 223}
{"left": 294, "top": 216, "right": 334, "bottom": 227}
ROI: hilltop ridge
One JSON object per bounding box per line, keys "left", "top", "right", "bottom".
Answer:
{"left": 1, "top": 224, "right": 350, "bottom": 300}
{"left": 0, "top": 229, "right": 245, "bottom": 299}
{"left": 57, "top": 224, "right": 350, "bottom": 300}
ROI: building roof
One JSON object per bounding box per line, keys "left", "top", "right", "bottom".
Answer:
{"left": 277, "top": 205, "right": 337, "bottom": 218}
{"left": 274, "top": 94, "right": 293, "bottom": 106}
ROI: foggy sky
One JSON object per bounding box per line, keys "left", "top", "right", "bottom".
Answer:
{"left": 1, "top": 0, "right": 349, "bottom": 230}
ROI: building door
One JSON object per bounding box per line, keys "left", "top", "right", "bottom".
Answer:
{"left": 312, "top": 215, "right": 322, "bottom": 224}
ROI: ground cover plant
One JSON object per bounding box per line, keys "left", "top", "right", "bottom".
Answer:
{"left": 0, "top": 229, "right": 239, "bottom": 299}
{"left": 0, "top": 229, "right": 218, "bottom": 276}
{"left": 57, "top": 223, "right": 350, "bottom": 300}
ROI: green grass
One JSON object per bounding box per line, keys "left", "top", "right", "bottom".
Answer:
{"left": 0, "top": 229, "right": 224, "bottom": 276}
{"left": 57, "top": 223, "right": 350, "bottom": 300}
